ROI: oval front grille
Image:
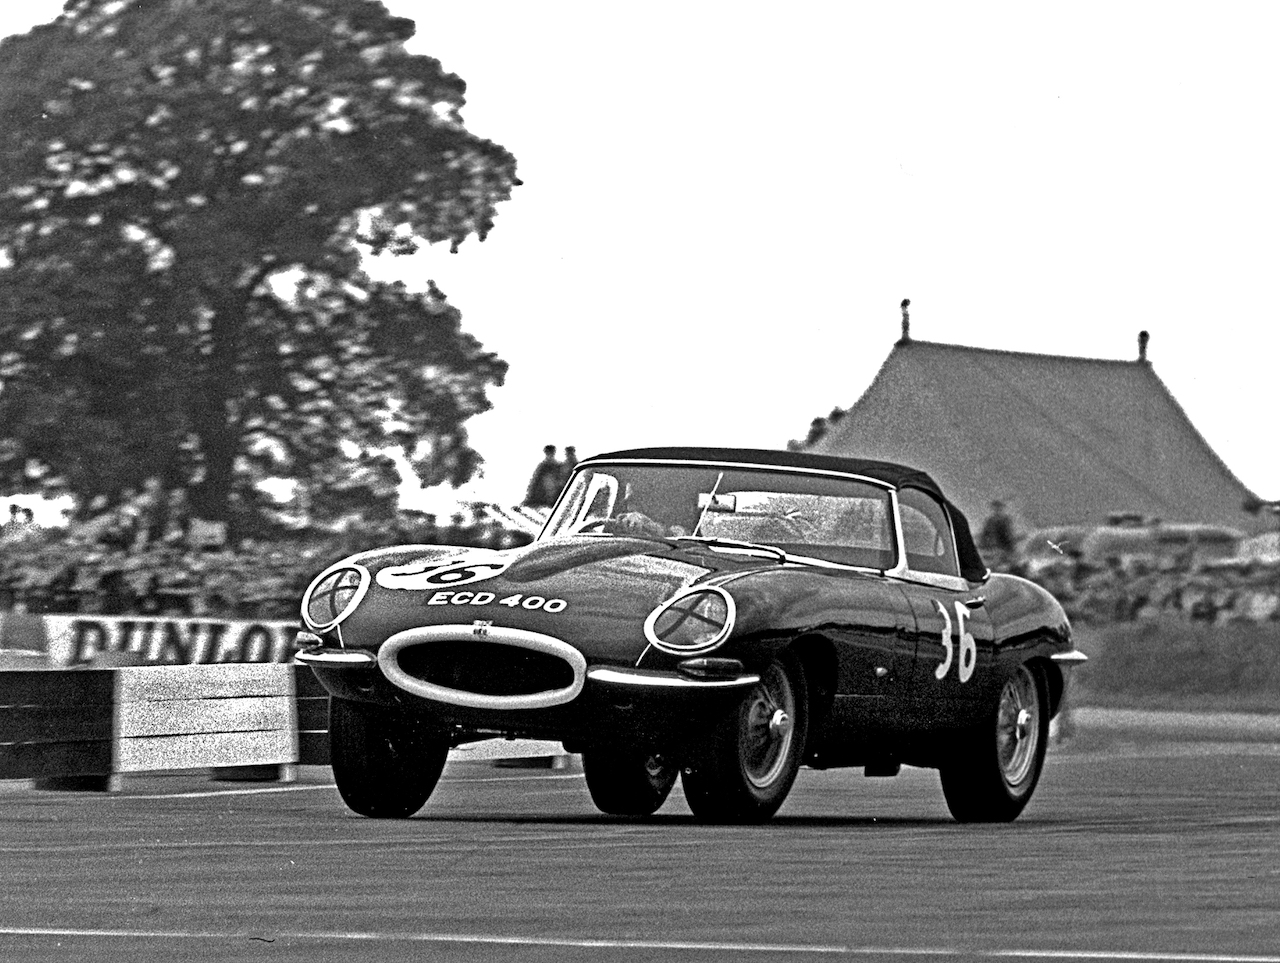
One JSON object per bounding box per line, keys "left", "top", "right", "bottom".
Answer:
{"left": 376, "top": 625, "right": 587, "bottom": 710}
{"left": 397, "top": 641, "right": 575, "bottom": 697}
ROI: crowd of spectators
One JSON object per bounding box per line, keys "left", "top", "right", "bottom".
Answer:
{"left": 523, "top": 444, "right": 577, "bottom": 509}
{"left": 0, "top": 500, "right": 533, "bottom": 621}
{"left": 1014, "top": 553, "right": 1279, "bottom": 627}
{"left": 977, "top": 502, "right": 1280, "bottom": 626}
{"left": 3, "top": 490, "right": 1276, "bottom": 627}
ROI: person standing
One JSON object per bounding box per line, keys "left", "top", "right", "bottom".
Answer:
{"left": 979, "top": 500, "right": 1017, "bottom": 571}
{"left": 558, "top": 446, "right": 579, "bottom": 488}
{"left": 524, "top": 445, "right": 563, "bottom": 508}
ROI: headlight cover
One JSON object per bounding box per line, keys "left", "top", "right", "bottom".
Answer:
{"left": 301, "top": 564, "right": 371, "bottom": 632}
{"left": 643, "top": 587, "right": 735, "bottom": 656}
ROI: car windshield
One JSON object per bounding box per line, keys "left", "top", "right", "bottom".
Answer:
{"left": 542, "top": 461, "right": 898, "bottom": 569}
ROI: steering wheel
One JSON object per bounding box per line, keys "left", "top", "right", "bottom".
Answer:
{"left": 577, "top": 512, "right": 671, "bottom": 538}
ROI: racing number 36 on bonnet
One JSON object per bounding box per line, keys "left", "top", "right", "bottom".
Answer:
{"left": 296, "top": 448, "right": 1086, "bottom": 823}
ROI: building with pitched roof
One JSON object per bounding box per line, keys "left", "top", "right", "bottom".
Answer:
{"left": 801, "top": 313, "right": 1268, "bottom": 536}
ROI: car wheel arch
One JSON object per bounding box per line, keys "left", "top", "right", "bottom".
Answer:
{"left": 787, "top": 634, "right": 837, "bottom": 745}
{"left": 1024, "top": 653, "right": 1064, "bottom": 718}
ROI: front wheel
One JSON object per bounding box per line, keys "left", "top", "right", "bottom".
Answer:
{"left": 329, "top": 697, "right": 448, "bottom": 818}
{"left": 681, "top": 652, "right": 809, "bottom": 823}
{"left": 939, "top": 663, "right": 1048, "bottom": 823}
{"left": 582, "top": 747, "right": 678, "bottom": 816}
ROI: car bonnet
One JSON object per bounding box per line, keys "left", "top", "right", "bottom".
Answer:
{"left": 330, "top": 536, "right": 746, "bottom": 663}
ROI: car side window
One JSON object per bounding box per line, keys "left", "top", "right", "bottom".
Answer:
{"left": 897, "top": 487, "right": 960, "bottom": 577}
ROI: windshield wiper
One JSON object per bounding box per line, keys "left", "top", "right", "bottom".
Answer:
{"left": 691, "top": 470, "right": 725, "bottom": 537}
{"left": 672, "top": 536, "right": 788, "bottom": 563}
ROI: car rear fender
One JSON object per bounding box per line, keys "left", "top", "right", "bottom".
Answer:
{"left": 1024, "top": 652, "right": 1066, "bottom": 718}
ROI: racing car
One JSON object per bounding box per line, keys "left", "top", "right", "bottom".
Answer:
{"left": 297, "top": 447, "right": 1085, "bottom": 823}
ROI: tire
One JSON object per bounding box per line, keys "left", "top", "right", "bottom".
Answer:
{"left": 681, "top": 652, "right": 809, "bottom": 823}
{"left": 582, "top": 747, "right": 678, "bottom": 816}
{"left": 939, "top": 663, "right": 1048, "bottom": 823}
{"left": 329, "top": 697, "right": 448, "bottom": 819}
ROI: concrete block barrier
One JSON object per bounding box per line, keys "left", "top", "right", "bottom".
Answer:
{"left": 0, "top": 670, "right": 115, "bottom": 782}
{"left": 1, "top": 663, "right": 573, "bottom": 788}
{"left": 114, "top": 664, "right": 298, "bottom": 774}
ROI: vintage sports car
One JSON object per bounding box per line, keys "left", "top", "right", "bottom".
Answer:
{"left": 297, "top": 447, "right": 1085, "bottom": 823}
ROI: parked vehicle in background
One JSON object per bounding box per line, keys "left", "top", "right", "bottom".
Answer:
{"left": 1232, "top": 532, "right": 1280, "bottom": 566}
{"left": 1020, "top": 519, "right": 1244, "bottom": 576}
{"left": 1017, "top": 525, "right": 1096, "bottom": 577}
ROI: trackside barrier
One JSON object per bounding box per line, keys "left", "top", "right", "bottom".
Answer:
{"left": 0, "top": 670, "right": 115, "bottom": 782}
{"left": 2, "top": 611, "right": 299, "bottom": 667}
{"left": 41, "top": 615, "right": 298, "bottom": 667}
{"left": 1, "top": 664, "right": 572, "bottom": 789}
{"left": 114, "top": 665, "right": 297, "bottom": 776}
{"left": 0, "top": 665, "right": 305, "bottom": 789}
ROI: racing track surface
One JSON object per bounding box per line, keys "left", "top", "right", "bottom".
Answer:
{"left": 2, "top": 726, "right": 1279, "bottom": 963}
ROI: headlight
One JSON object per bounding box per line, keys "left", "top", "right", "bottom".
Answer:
{"left": 643, "top": 587, "right": 735, "bottom": 655}
{"left": 301, "top": 564, "right": 370, "bottom": 632}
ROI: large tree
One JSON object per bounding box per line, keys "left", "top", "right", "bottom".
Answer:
{"left": 0, "top": 0, "right": 517, "bottom": 530}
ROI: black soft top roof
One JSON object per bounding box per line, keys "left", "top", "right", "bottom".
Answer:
{"left": 584, "top": 447, "right": 987, "bottom": 581}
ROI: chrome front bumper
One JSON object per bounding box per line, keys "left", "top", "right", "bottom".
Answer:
{"left": 586, "top": 666, "right": 760, "bottom": 689}
{"left": 295, "top": 640, "right": 761, "bottom": 695}
{"left": 1050, "top": 650, "right": 1089, "bottom": 665}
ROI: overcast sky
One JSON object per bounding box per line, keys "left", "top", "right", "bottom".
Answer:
{"left": 4, "top": 1, "right": 1278, "bottom": 519}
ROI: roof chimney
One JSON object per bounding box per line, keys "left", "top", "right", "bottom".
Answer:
{"left": 1138, "top": 330, "right": 1149, "bottom": 363}
{"left": 899, "top": 299, "right": 911, "bottom": 343}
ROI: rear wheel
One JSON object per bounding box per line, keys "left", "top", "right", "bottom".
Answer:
{"left": 939, "top": 663, "right": 1048, "bottom": 823}
{"left": 681, "top": 652, "right": 808, "bottom": 823}
{"left": 329, "top": 697, "right": 448, "bottom": 818}
{"left": 582, "top": 747, "right": 678, "bottom": 816}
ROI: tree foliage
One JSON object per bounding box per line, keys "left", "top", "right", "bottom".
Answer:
{"left": 0, "top": 0, "right": 517, "bottom": 529}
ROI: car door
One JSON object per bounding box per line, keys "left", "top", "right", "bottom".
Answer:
{"left": 829, "top": 574, "right": 916, "bottom": 702}
{"left": 892, "top": 487, "right": 995, "bottom": 729}
{"left": 900, "top": 581, "right": 994, "bottom": 726}
{"left": 817, "top": 570, "right": 917, "bottom": 765}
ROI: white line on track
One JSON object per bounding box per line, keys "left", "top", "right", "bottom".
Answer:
{"left": 111, "top": 770, "right": 582, "bottom": 799}
{"left": 125, "top": 784, "right": 337, "bottom": 799}
{"left": 0, "top": 828, "right": 654, "bottom": 855}
{"left": 442, "top": 772, "right": 585, "bottom": 783}
{"left": 2, "top": 928, "right": 1279, "bottom": 961}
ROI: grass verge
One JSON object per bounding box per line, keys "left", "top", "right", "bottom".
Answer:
{"left": 1069, "top": 618, "right": 1280, "bottom": 714}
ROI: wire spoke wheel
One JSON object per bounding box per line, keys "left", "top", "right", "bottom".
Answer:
{"left": 682, "top": 652, "right": 808, "bottom": 823}
{"left": 996, "top": 666, "right": 1042, "bottom": 791}
{"left": 939, "top": 662, "right": 1048, "bottom": 823}
{"left": 740, "top": 662, "right": 797, "bottom": 789}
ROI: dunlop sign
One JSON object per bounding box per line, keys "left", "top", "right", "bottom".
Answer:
{"left": 42, "top": 616, "right": 298, "bottom": 667}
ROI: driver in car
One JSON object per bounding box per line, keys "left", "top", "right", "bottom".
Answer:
{"left": 596, "top": 483, "right": 690, "bottom": 538}
{"left": 602, "top": 511, "right": 688, "bottom": 538}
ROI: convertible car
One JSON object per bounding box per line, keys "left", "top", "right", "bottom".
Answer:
{"left": 297, "top": 447, "right": 1085, "bottom": 823}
